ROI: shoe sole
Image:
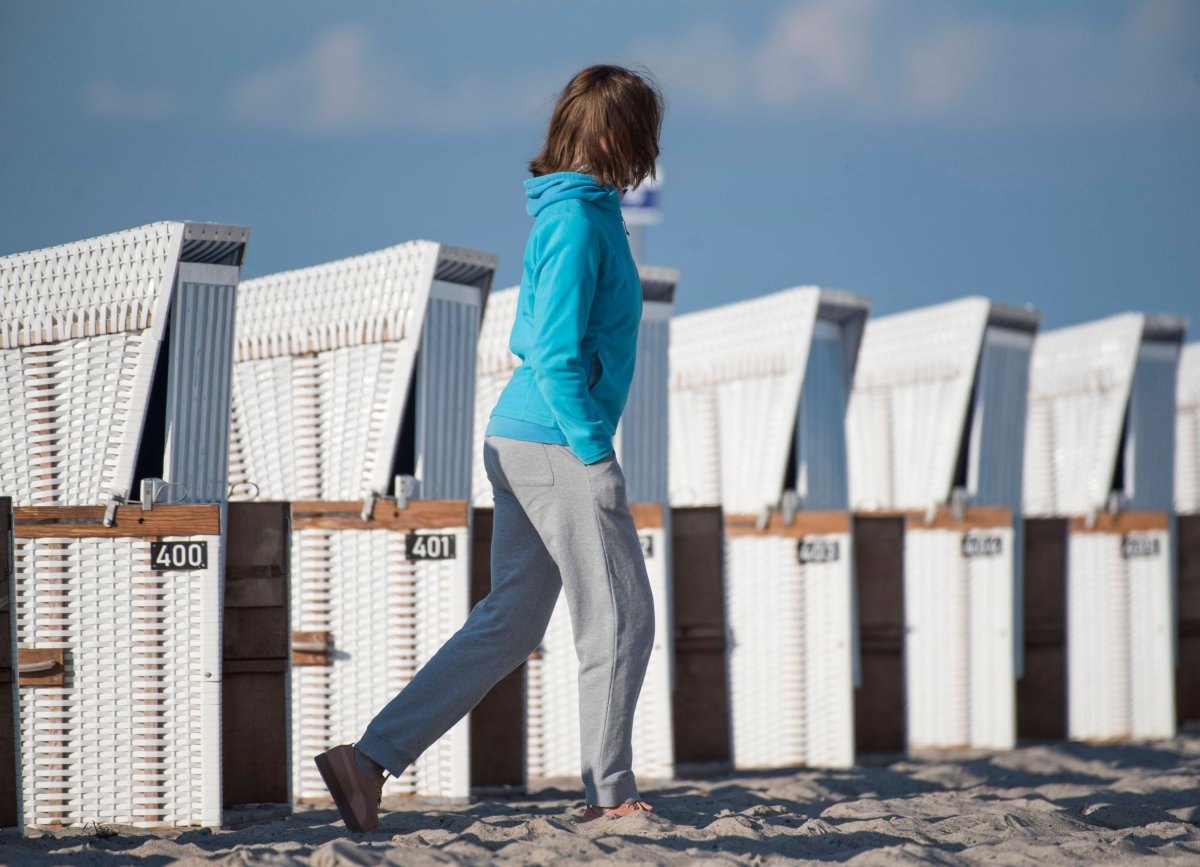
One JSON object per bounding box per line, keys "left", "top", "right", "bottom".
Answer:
{"left": 314, "top": 750, "right": 370, "bottom": 833}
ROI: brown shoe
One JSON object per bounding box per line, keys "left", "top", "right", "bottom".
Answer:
{"left": 314, "top": 744, "right": 385, "bottom": 832}
{"left": 580, "top": 800, "right": 655, "bottom": 822}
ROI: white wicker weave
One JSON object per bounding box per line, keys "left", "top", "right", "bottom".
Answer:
{"left": 845, "top": 297, "right": 1037, "bottom": 752}
{"left": 1023, "top": 314, "right": 1144, "bottom": 518}
{"left": 2, "top": 223, "right": 246, "bottom": 829}
{"left": 289, "top": 523, "right": 470, "bottom": 801}
{"left": 847, "top": 298, "right": 992, "bottom": 513}
{"left": 670, "top": 287, "right": 868, "bottom": 770}
{"left": 473, "top": 267, "right": 679, "bottom": 786}
{"left": 1024, "top": 313, "right": 1184, "bottom": 742}
{"left": 723, "top": 530, "right": 854, "bottom": 769}
{"left": 230, "top": 241, "right": 495, "bottom": 802}
{"left": 670, "top": 288, "right": 819, "bottom": 514}
{"left": 230, "top": 241, "right": 496, "bottom": 502}
{"left": 13, "top": 511, "right": 223, "bottom": 828}
{"left": 904, "top": 524, "right": 1015, "bottom": 750}
{"left": 1, "top": 222, "right": 248, "bottom": 507}
{"left": 1177, "top": 343, "right": 1200, "bottom": 515}
{"left": 1067, "top": 528, "right": 1174, "bottom": 741}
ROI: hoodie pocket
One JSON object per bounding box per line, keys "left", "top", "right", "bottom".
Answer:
{"left": 588, "top": 354, "right": 603, "bottom": 389}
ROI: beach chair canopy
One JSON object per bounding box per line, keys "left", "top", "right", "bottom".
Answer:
{"left": 670, "top": 286, "right": 868, "bottom": 515}
{"left": 847, "top": 297, "right": 1039, "bottom": 514}
{"left": 1, "top": 221, "right": 249, "bottom": 506}
{"left": 229, "top": 241, "right": 496, "bottom": 503}
{"left": 1024, "top": 313, "right": 1186, "bottom": 517}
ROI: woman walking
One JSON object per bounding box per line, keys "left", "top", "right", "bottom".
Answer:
{"left": 314, "top": 64, "right": 665, "bottom": 832}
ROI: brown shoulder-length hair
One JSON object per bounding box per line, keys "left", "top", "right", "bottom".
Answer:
{"left": 529, "top": 64, "right": 664, "bottom": 191}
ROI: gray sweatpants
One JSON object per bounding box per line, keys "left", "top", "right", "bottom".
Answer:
{"left": 356, "top": 434, "right": 656, "bottom": 806}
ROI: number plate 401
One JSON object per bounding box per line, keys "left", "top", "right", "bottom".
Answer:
{"left": 406, "top": 533, "right": 457, "bottom": 561}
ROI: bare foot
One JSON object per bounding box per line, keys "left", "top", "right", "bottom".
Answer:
{"left": 580, "top": 800, "right": 655, "bottom": 822}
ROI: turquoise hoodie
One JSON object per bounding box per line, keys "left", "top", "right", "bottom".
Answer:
{"left": 485, "top": 171, "right": 643, "bottom": 464}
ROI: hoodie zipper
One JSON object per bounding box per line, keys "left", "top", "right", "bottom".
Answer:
{"left": 620, "top": 214, "right": 630, "bottom": 237}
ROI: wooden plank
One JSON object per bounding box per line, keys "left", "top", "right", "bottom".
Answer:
{"left": 223, "top": 659, "right": 288, "bottom": 675}
{"left": 0, "top": 498, "right": 16, "bottom": 827}
{"left": 724, "top": 510, "right": 850, "bottom": 538}
{"left": 292, "top": 631, "right": 331, "bottom": 667}
{"left": 13, "top": 504, "right": 220, "bottom": 538}
{"left": 1067, "top": 511, "right": 1168, "bottom": 534}
{"left": 630, "top": 502, "right": 664, "bottom": 530}
{"left": 1017, "top": 518, "right": 1068, "bottom": 740}
{"left": 222, "top": 673, "right": 289, "bottom": 807}
{"left": 670, "top": 506, "right": 731, "bottom": 767}
{"left": 18, "top": 648, "right": 65, "bottom": 687}
{"left": 1178, "top": 514, "right": 1200, "bottom": 726}
{"left": 222, "top": 501, "right": 291, "bottom": 809}
{"left": 853, "top": 515, "right": 906, "bottom": 755}
{"left": 468, "top": 508, "right": 526, "bottom": 789}
{"left": 904, "top": 506, "right": 1013, "bottom": 532}
{"left": 291, "top": 500, "right": 467, "bottom": 531}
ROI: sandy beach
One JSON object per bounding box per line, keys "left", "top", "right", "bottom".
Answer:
{"left": 4, "top": 731, "right": 1198, "bottom": 865}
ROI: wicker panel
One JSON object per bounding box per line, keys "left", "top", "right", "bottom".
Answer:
{"left": 230, "top": 344, "right": 404, "bottom": 502}
{"left": 1125, "top": 530, "right": 1175, "bottom": 739}
{"left": 471, "top": 288, "right": 520, "bottom": 509}
{"left": 2, "top": 223, "right": 247, "bottom": 507}
{"left": 670, "top": 287, "right": 826, "bottom": 515}
{"left": 234, "top": 242, "right": 437, "bottom": 361}
{"left": 724, "top": 532, "right": 854, "bottom": 769}
{"left": 526, "top": 525, "right": 674, "bottom": 783}
{"left": 231, "top": 242, "right": 496, "bottom": 503}
{"left": 1067, "top": 531, "right": 1131, "bottom": 741}
{"left": 0, "top": 332, "right": 152, "bottom": 505}
{"left": 1066, "top": 526, "right": 1174, "bottom": 741}
{"left": 1023, "top": 315, "right": 1143, "bottom": 517}
{"left": 289, "top": 525, "right": 470, "bottom": 801}
{"left": 846, "top": 298, "right": 990, "bottom": 512}
{"left": 667, "top": 386, "right": 722, "bottom": 507}
{"left": 0, "top": 222, "right": 183, "bottom": 350}
{"left": 1178, "top": 343, "right": 1200, "bottom": 515}
{"left": 904, "top": 526, "right": 1015, "bottom": 751}
{"left": 13, "top": 524, "right": 222, "bottom": 828}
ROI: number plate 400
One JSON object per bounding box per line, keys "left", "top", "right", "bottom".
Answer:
{"left": 150, "top": 541, "right": 208, "bottom": 571}
{"left": 406, "top": 533, "right": 457, "bottom": 561}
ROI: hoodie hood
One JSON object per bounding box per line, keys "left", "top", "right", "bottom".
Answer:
{"left": 524, "top": 171, "right": 622, "bottom": 218}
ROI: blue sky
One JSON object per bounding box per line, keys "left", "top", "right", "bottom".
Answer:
{"left": 2, "top": 0, "right": 1197, "bottom": 330}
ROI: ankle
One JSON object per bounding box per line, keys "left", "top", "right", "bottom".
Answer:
{"left": 353, "top": 746, "right": 386, "bottom": 778}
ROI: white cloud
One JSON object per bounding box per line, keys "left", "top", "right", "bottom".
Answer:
{"left": 753, "top": 0, "right": 883, "bottom": 109}
{"left": 219, "top": 2, "right": 1198, "bottom": 135}
{"left": 229, "top": 25, "right": 560, "bottom": 134}
{"left": 633, "top": 0, "right": 1198, "bottom": 125}
{"left": 83, "top": 80, "right": 174, "bottom": 120}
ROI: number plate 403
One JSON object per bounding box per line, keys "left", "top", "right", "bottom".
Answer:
{"left": 150, "top": 541, "right": 208, "bottom": 571}
{"left": 406, "top": 533, "right": 457, "bottom": 561}
{"left": 797, "top": 538, "right": 840, "bottom": 564}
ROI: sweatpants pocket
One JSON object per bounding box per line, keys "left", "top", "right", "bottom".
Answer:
{"left": 491, "top": 437, "right": 555, "bottom": 487}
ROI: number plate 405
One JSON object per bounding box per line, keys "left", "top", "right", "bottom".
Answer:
{"left": 406, "top": 533, "right": 457, "bottom": 561}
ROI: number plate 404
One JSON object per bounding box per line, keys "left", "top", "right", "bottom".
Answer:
{"left": 406, "top": 533, "right": 457, "bottom": 561}
{"left": 797, "top": 538, "right": 840, "bottom": 564}
{"left": 150, "top": 540, "right": 208, "bottom": 571}
{"left": 1122, "top": 535, "right": 1161, "bottom": 559}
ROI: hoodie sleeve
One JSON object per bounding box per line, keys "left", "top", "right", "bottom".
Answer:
{"left": 528, "top": 209, "right": 612, "bottom": 464}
